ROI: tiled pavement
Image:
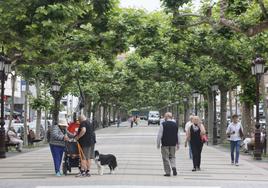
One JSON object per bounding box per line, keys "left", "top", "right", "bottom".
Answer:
{"left": 0, "top": 121, "right": 268, "bottom": 188}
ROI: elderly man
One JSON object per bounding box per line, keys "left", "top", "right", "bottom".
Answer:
{"left": 75, "top": 115, "right": 96, "bottom": 177}
{"left": 157, "top": 112, "right": 180, "bottom": 176}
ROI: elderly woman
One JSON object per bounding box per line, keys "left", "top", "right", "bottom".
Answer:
{"left": 49, "top": 119, "right": 73, "bottom": 177}
{"left": 186, "top": 116, "right": 206, "bottom": 171}
{"left": 7, "top": 127, "right": 23, "bottom": 152}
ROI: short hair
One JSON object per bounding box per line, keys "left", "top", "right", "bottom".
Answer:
{"left": 78, "top": 114, "right": 87, "bottom": 122}
{"left": 164, "top": 112, "right": 173, "bottom": 119}
{"left": 232, "top": 114, "right": 239, "bottom": 119}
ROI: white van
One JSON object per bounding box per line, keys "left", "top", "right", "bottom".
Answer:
{"left": 148, "top": 111, "right": 160, "bottom": 125}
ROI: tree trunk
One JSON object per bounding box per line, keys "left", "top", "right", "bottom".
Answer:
{"left": 23, "top": 81, "right": 29, "bottom": 146}
{"left": 92, "top": 102, "right": 98, "bottom": 129}
{"left": 260, "top": 76, "right": 268, "bottom": 154}
{"left": 228, "top": 90, "right": 233, "bottom": 118}
{"left": 207, "top": 90, "right": 214, "bottom": 144}
{"left": 242, "top": 101, "right": 253, "bottom": 137}
{"left": 102, "top": 104, "right": 108, "bottom": 128}
{"left": 35, "top": 78, "right": 41, "bottom": 140}
{"left": 52, "top": 96, "right": 61, "bottom": 126}
{"left": 220, "top": 88, "right": 228, "bottom": 144}
{"left": 203, "top": 94, "right": 209, "bottom": 132}
{"left": 8, "top": 74, "right": 17, "bottom": 129}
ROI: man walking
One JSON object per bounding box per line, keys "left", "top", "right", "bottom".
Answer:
{"left": 157, "top": 112, "right": 180, "bottom": 176}
{"left": 76, "top": 115, "right": 96, "bottom": 177}
{"left": 226, "top": 114, "right": 243, "bottom": 166}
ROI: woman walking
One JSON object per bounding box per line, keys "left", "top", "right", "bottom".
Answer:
{"left": 186, "top": 116, "right": 206, "bottom": 171}
{"left": 226, "top": 114, "right": 243, "bottom": 166}
{"left": 49, "top": 119, "right": 73, "bottom": 176}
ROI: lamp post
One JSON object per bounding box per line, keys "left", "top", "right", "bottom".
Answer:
{"left": 0, "top": 53, "right": 11, "bottom": 158}
{"left": 251, "top": 56, "right": 265, "bottom": 160}
{"left": 168, "top": 104, "right": 171, "bottom": 112}
{"left": 212, "top": 84, "right": 219, "bottom": 145}
{"left": 51, "top": 81, "right": 61, "bottom": 125}
{"left": 192, "top": 91, "right": 199, "bottom": 115}
{"left": 175, "top": 101, "right": 179, "bottom": 125}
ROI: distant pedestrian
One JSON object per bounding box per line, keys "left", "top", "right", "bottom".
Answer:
{"left": 75, "top": 115, "right": 96, "bottom": 177}
{"left": 184, "top": 115, "right": 194, "bottom": 159}
{"left": 117, "top": 115, "right": 121, "bottom": 128}
{"left": 186, "top": 116, "right": 206, "bottom": 171}
{"left": 49, "top": 119, "right": 73, "bottom": 177}
{"left": 157, "top": 112, "right": 180, "bottom": 177}
{"left": 226, "top": 114, "right": 244, "bottom": 166}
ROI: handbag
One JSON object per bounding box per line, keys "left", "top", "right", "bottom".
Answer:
{"left": 201, "top": 134, "right": 208, "bottom": 143}
{"left": 239, "top": 128, "right": 244, "bottom": 138}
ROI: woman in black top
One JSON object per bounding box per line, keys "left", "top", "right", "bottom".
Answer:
{"left": 186, "top": 116, "right": 206, "bottom": 171}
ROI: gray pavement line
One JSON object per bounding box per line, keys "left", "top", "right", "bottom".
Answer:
{"left": 36, "top": 186, "right": 221, "bottom": 188}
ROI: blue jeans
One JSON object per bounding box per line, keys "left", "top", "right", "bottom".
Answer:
{"left": 230, "top": 140, "right": 240, "bottom": 163}
{"left": 50, "top": 144, "right": 65, "bottom": 173}
{"left": 188, "top": 141, "right": 192, "bottom": 159}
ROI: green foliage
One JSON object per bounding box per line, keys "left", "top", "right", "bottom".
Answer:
{"left": 30, "top": 97, "right": 51, "bottom": 110}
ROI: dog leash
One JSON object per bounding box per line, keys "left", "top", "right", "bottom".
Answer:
{"left": 77, "top": 142, "right": 86, "bottom": 160}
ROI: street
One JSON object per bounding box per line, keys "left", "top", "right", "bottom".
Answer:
{"left": 0, "top": 120, "right": 268, "bottom": 188}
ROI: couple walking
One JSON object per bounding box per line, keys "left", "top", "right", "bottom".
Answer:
{"left": 157, "top": 113, "right": 206, "bottom": 176}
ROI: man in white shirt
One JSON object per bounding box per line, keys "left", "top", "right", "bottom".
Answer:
{"left": 184, "top": 115, "right": 194, "bottom": 159}
{"left": 226, "top": 114, "right": 243, "bottom": 166}
{"left": 157, "top": 112, "right": 180, "bottom": 176}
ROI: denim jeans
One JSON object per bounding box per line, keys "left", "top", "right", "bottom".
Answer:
{"left": 50, "top": 144, "right": 65, "bottom": 173}
{"left": 188, "top": 141, "right": 192, "bottom": 159}
{"left": 230, "top": 140, "right": 240, "bottom": 163}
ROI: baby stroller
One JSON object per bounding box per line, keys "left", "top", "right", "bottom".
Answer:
{"left": 62, "top": 140, "right": 80, "bottom": 175}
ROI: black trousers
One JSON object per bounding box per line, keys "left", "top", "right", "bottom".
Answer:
{"left": 191, "top": 143, "right": 203, "bottom": 169}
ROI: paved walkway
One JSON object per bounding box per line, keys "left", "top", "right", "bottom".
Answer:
{"left": 0, "top": 121, "right": 268, "bottom": 188}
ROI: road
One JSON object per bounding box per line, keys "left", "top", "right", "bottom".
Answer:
{"left": 0, "top": 120, "right": 268, "bottom": 188}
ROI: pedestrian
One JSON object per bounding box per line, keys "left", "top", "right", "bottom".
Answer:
{"left": 7, "top": 127, "right": 23, "bottom": 152}
{"left": 226, "top": 114, "right": 244, "bottom": 166}
{"left": 186, "top": 116, "right": 206, "bottom": 171}
{"left": 49, "top": 119, "right": 72, "bottom": 177}
{"left": 75, "top": 115, "right": 96, "bottom": 177}
{"left": 157, "top": 112, "right": 180, "bottom": 177}
{"left": 117, "top": 115, "right": 121, "bottom": 128}
{"left": 184, "top": 115, "right": 194, "bottom": 159}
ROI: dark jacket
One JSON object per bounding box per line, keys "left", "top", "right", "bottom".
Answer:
{"left": 161, "top": 121, "right": 179, "bottom": 146}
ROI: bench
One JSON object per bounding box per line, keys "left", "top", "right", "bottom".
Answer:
{"left": 5, "top": 134, "right": 19, "bottom": 152}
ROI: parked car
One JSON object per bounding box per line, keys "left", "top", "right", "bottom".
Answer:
{"left": 148, "top": 111, "right": 160, "bottom": 125}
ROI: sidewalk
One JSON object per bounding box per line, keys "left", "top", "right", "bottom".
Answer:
{"left": 0, "top": 121, "right": 267, "bottom": 188}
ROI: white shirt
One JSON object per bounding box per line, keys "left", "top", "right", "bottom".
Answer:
{"left": 185, "top": 121, "right": 192, "bottom": 132}
{"left": 226, "top": 122, "right": 243, "bottom": 141}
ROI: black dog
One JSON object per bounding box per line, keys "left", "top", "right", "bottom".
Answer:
{"left": 94, "top": 150, "right": 117, "bottom": 175}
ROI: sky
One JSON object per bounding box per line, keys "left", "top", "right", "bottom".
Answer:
{"left": 120, "top": 0, "right": 201, "bottom": 12}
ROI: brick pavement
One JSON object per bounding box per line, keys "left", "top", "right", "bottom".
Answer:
{"left": 0, "top": 121, "right": 267, "bottom": 188}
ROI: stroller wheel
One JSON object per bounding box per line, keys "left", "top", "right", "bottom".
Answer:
{"left": 62, "top": 163, "right": 67, "bottom": 176}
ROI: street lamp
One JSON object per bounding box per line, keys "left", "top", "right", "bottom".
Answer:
{"left": 175, "top": 101, "right": 179, "bottom": 125}
{"left": 52, "top": 81, "right": 61, "bottom": 125}
{"left": 168, "top": 104, "right": 171, "bottom": 112}
{"left": 0, "top": 53, "right": 12, "bottom": 158}
{"left": 252, "top": 56, "right": 265, "bottom": 160}
{"left": 211, "top": 84, "right": 219, "bottom": 145}
{"left": 183, "top": 97, "right": 188, "bottom": 131}
{"left": 192, "top": 91, "right": 199, "bottom": 115}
